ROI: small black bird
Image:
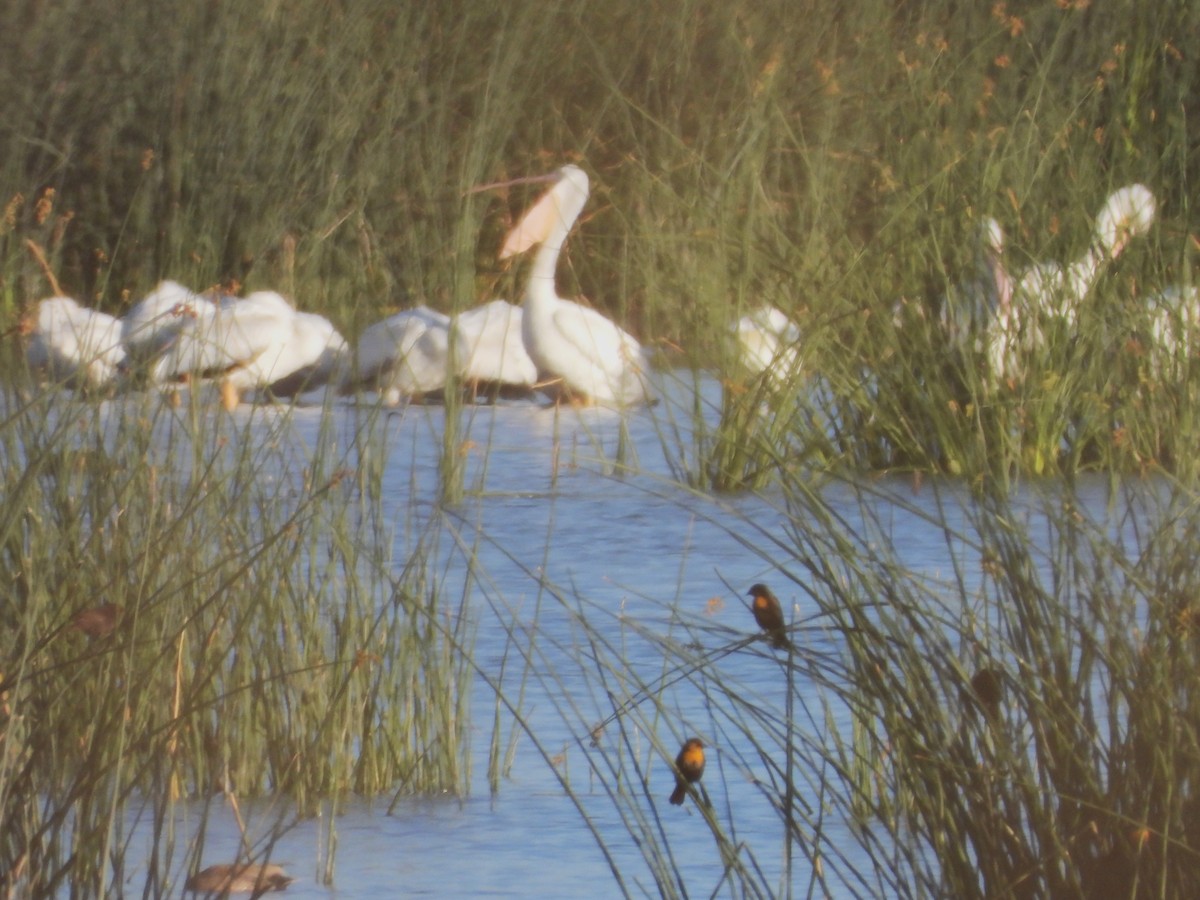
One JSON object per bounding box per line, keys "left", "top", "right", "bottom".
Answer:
{"left": 669, "top": 737, "right": 706, "bottom": 806}
{"left": 748, "top": 583, "right": 792, "bottom": 650}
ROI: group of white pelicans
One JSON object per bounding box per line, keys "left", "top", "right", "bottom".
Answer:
{"left": 935, "top": 183, "right": 1196, "bottom": 388}
{"left": 21, "top": 166, "right": 1195, "bottom": 412}
{"left": 25, "top": 166, "right": 653, "bottom": 410}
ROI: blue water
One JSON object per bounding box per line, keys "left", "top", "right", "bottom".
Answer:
{"left": 28, "top": 373, "right": 1161, "bottom": 897}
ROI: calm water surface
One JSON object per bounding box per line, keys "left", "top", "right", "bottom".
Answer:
{"left": 93, "top": 374, "right": 1153, "bottom": 897}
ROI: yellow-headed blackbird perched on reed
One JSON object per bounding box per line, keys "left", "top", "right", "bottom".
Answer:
{"left": 669, "top": 737, "right": 706, "bottom": 806}
{"left": 748, "top": 583, "right": 792, "bottom": 650}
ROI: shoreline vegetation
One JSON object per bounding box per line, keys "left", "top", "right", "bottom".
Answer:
{"left": 3, "top": 1, "right": 1200, "bottom": 896}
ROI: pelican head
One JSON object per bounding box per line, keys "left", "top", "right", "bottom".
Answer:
{"left": 1095, "top": 184, "right": 1156, "bottom": 259}
{"left": 498, "top": 165, "right": 589, "bottom": 260}
{"left": 979, "top": 217, "right": 1004, "bottom": 256}
{"left": 978, "top": 217, "right": 1013, "bottom": 313}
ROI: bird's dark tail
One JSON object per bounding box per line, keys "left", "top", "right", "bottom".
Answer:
{"left": 770, "top": 631, "right": 795, "bottom": 652}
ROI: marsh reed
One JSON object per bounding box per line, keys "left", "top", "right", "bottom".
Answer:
{"left": 2, "top": 0, "right": 1200, "bottom": 894}
{"left": 0, "top": 390, "right": 477, "bottom": 894}
{"left": 3, "top": 0, "right": 1197, "bottom": 485}
{"left": 496, "top": 470, "right": 1200, "bottom": 897}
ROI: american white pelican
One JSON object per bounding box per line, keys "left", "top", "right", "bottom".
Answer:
{"left": 265, "top": 310, "right": 350, "bottom": 398}
{"left": 1144, "top": 285, "right": 1200, "bottom": 383}
{"left": 499, "top": 164, "right": 652, "bottom": 406}
{"left": 121, "top": 280, "right": 213, "bottom": 364}
{"left": 985, "top": 184, "right": 1156, "bottom": 385}
{"left": 985, "top": 299, "right": 1041, "bottom": 387}
{"left": 1015, "top": 184, "right": 1156, "bottom": 326}
{"left": 151, "top": 290, "right": 347, "bottom": 407}
{"left": 733, "top": 306, "right": 801, "bottom": 385}
{"left": 449, "top": 300, "right": 538, "bottom": 400}
{"left": 939, "top": 217, "right": 1013, "bottom": 353}
{"left": 26, "top": 296, "right": 127, "bottom": 390}
{"left": 350, "top": 306, "right": 451, "bottom": 405}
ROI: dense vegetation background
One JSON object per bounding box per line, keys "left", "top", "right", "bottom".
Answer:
{"left": 2, "top": 0, "right": 1194, "bottom": 324}
{"left": 4, "top": 0, "right": 1197, "bottom": 477}
{"left": 5, "top": 4, "right": 1200, "bottom": 896}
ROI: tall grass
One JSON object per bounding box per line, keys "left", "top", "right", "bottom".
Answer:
{"left": 2, "top": 1, "right": 1197, "bottom": 481}
{"left": 0, "top": 389, "right": 477, "bottom": 895}
{"left": 497, "top": 469, "right": 1200, "bottom": 897}
{"left": 777, "top": 471, "right": 1200, "bottom": 897}
{"left": 3, "top": 0, "right": 1200, "bottom": 895}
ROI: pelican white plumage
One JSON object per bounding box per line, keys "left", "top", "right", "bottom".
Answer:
{"left": 26, "top": 296, "right": 127, "bottom": 390}
{"left": 351, "top": 306, "right": 451, "bottom": 404}
{"left": 1015, "top": 184, "right": 1157, "bottom": 326}
{"left": 1096, "top": 184, "right": 1157, "bottom": 260}
{"left": 498, "top": 164, "right": 652, "bottom": 406}
{"left": 940, "top": 217, "right": 1013, "bottom": 353}
{"left": 985, "top": 300, "right": 1041, "bottom": 387}
{"left": 734, "top": 306, "right": 801, "bottom": 384}
{"left": 1145, "top": 285, "right": 1200, "bottom": 383}
{"left": 121, "top": 280, "right": 213, "bottom": 365}
{"left": 985, "top": 184, "right": 1156, "bottom": 386}
{"left": 265, "top": 310, "right": 350, "bottom": 398}
{"left": 151, "top": 290, "right": 347, "bottom": 407}
{"left": 449, "top": 300, "right": 538, "bottom": 400}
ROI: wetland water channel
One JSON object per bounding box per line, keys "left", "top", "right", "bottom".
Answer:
{"left": 35, "top": 373, "right": 1158, "bottom": 897}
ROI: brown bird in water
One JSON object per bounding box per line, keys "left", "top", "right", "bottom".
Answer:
{"left": 71, "top": 602, "right": 123, "bottom": 639}
{"left": 669, "top": 737, "right": 706, "bottom": 806}
{"left": 748, "top": 583, "right": 792, "bottom": 650}
{"left": 185, "top": 863, "right": 293, "bottom": 895}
